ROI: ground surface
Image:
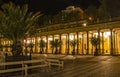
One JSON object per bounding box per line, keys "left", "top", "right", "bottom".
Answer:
{"left": 1, "top": 55, "right": 120, "bottom": 77}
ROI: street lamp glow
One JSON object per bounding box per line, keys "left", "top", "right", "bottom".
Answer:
{"left": 83, "top": 23, "right": 87, "bottom": 27}
{"left": 69, "top": 35, "right": 74, "bottom": 40}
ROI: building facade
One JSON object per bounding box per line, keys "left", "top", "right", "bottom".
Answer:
{"left": 2, "top": 18, "right": 120, "bottom": 55}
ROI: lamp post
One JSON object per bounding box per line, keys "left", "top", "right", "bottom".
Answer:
{"left": 24, "top": 39, "right": 28, "bottom": 56}
{"left": 29, "top": 43, "right": 33, "bottom": 60}
{"left": 0, "top": 34, "right": 3, "bottom": 52}
{"left": 29, "top": 39, "right": 34, "bottom": 60}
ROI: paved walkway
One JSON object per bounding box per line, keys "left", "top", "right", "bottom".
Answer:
{"left": 2, "top": 55, "right": 120, "bottom": 77}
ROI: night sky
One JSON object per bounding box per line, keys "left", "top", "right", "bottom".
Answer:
{"left": 1, "top": 0, "right": 100, "bottom": 15}
{"left": 29, "top": 0, "right": 100, "bottom": 15}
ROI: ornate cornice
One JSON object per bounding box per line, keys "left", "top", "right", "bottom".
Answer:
{"left": 36, "top": 20, "right": 120, "bottom": 36}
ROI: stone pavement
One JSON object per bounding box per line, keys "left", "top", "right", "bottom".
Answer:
{"left": 2, "top": 55, "right": 120, "bottom": 77}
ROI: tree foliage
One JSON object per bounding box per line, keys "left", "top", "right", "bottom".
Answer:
{"left": 90, "top": 36, "right": 100, "bottom": 47}
{"left": 98, "top": 0, "right": 110, "bottom": 19}
{"left": 39, "top": 40, "right": 46, "bottom": 53}
{"left": 85, "top": 5, "right": 98, "bottom": 20}
{"left": 98, "top": 0, "right": 120, "bottom": 17}
{"left": 0, "top": 2, "right": 41, "bottom": 43}
{"left": 0, "top": 2, "right": 41, "bottom": 56}
{"left": 69, "top": 39, "right": 78, "bottom": 54}
{"left": 90, "top": 36, "right": 100, "bottom": 56}
{"left": 50, "top": 39, "right": 62, "bottom": 54}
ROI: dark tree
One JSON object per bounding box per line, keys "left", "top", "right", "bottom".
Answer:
{"left": 0, "top": 2, "right": 41, "bottom": 56}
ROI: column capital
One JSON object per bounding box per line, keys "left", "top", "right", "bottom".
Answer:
{"left": 76, "top": 32, "right": 79, "bottom": 34}
{"left": 59, "top": 34, "right": 62, "bottom": 36}
{"left": 96, "top": 28, "right": 100, "bottom": 31}
{"left": 109, "top": 27, "right": 113, "bottom": 30}
{"left": 46, "top": 35, "right": 48, "bottom": 37}
{"left": 86, "top": 31, "right": 89, "bottom": 33}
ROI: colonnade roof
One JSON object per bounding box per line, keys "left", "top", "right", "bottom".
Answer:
{"left": 36, "top": 18, "right": 120, "bottom": 36}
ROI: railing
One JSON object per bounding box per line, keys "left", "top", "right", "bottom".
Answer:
{"left": 46, "top": 59, "right": 64, "bottom": 70}
{"left": 38, "top": 16, "right": 120, "bottom": 32}
{"left": 0, "top": 59, "right": 49, "bottom": 76}
{"left": 88, "top": 16, "right": 120, "bottom": 25}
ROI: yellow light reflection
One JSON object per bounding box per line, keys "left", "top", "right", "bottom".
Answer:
{"left": 48, "top": 37, "right": 53, "bottom": 41}
{"left": 43, "top": 38, "right": 47, "bottom": 42}
{"left": 69, "top": 35, "right": 74, "bottom": 40}
{"left": 104, "top": 32, "right": 110, "bottom": 38}
{"left": 62, "top": 35, "right": 66, "bottom": 39}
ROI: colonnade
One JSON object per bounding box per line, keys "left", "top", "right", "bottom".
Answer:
{"left": 2, "top": 28, "right": 120, "bottom": 55}
{"left": 29, "top": 28, "right": 120, "bottom": 55}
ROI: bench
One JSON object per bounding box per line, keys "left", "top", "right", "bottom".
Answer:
{"left": 0, "top": 59, "right": 49, "bottom": 76}
{"left": 46, "top": 59, "right": 64, "bottom": 70}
